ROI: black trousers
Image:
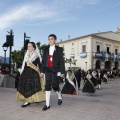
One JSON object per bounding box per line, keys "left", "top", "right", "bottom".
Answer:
{"left": 77, "top": 79, "right": 81, "bottom": 89}
{"left": 45, "top": 71, "right": 60, "bottom": 91}
{"left": 97, "top": 80, "right": 101, "bottom": 85}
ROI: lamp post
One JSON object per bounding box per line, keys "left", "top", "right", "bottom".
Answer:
{"left": 6, "top": 30, "right": 14, "bottom": 73}
{"left": 0, "top": 58, "right": 2, "bottom": 64}
{"left": 2, "top": 42, "right": 9, "bottom": 65}
{"left": 23, "top": 33, "right": 31, "bottom": 57}
{"left": 0, "top": 58, "right": 2, "bottom": 69}
{"left": 85, "top": 62, "right": 87, "bottom": 71}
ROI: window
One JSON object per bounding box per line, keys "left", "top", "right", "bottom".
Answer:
{"left": 107, "top": 47, "right": 109, "bottom": 53}
{"left": 82, "top": 45, "right": 86, "bottom": 52}
{"left": 115, "top": 49, "right": 118, "bottom": 54}
{"left": 97, "top": 45, "right": 100, "bottom": 52}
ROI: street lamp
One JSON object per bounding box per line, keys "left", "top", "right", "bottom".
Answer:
{"left": 0, "top": 58, "right": 2, "bottom": 69}
{"left": 85, "top": 62, "right": 87, "bottom": 71}
{"left": 23, "top": 32, "right": 31, "bottom": 57}
{"left": 2, "top": 42, "right": 9, "bottom": 64}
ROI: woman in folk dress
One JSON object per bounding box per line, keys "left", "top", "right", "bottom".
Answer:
{"left": 16, "top": 42, "right": 45, "bottom": 107}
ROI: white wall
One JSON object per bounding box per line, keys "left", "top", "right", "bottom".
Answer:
{"left": 57, "top": 32, "right": 120, "bottom": 70}
{"left": 57, "top": 36, "right": 92, "bottom": 70}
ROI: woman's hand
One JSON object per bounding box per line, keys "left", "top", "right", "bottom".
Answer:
{"left": 40, "top": 73, "right": 44, "bottom": 78}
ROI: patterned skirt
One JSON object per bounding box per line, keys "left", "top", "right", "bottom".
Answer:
{"left": 61, "top": 81, "right": 77, "bottom": 95}
{"left": 16, "top": 66, "right": 45, "bottom": 102}
{"left": 82, "top": 79, "right": 95, "bottom": 93}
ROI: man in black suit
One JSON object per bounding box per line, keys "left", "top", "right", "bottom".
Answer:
{"left": 96, "top": 69, "right": 103, "bottom": 90}
{"left": 75, "top": 69, "right": 81, "bottom": 90}
{"left": 40, "top": 34, "right": 65, "bottom": 111}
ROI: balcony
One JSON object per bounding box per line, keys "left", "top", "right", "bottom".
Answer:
{"left": 93, "top": 52, "right": 103, "bottom": 58}
{"left": 79, "top": 52, "right": 87, "bottom": 58}
{"left": 70, "top": 54, "right": 75, "bottom": 58}
{"left": 109, "top": 53, "right": 114, "bottom": 60}
{"left": 102, "top": 52, "right": 115, "bottom": 61}
{"left": 114, "top": 54, "right": 119, "bottom": 62}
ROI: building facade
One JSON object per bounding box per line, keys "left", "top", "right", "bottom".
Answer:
{"left": 56, "top": 29, "right": 120, "bottom": 70}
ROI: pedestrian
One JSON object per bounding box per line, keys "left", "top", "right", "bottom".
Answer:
{"left": 62, "top": 69, "right": 78, "bottom": 95}
{"left": 96, "top": 69, "right": 103, "bottom": 90}
{"left": 103, "top": 72, "right": 108, "bottom": 83}
{"left": 82, "top": 70, "right": 96, "bottom": 95}
{"left": 40, "top": 34, "right": 65, "bottom": 111}
{"left": 82, "top": 69, "right": 86, "bottom": 84}
{"left": 91, "top": 70, "right": 97, "bottom": 87}
{"left": 16, "top": 42, "right": 45, "bottom": 107}
{"left": 75, "top": 69, "right": 81, "bottom": 90}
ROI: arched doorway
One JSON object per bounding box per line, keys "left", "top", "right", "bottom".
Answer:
{"left": 96, "top": 60, "right": 101, "bottom": 69}
{"left": 115, "top": 62, "right": 119, "bottom": 69}
{"left": 105, "top": 61, "right": 111, "bottom": 69}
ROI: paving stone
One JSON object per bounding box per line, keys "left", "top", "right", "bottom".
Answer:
{"left": 0, "top": 79, "right": 120, "bottom": 120}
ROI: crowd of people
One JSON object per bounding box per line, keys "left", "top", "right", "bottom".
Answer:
{"left": 61, "top": 68, "right": 119, "bottom": 96}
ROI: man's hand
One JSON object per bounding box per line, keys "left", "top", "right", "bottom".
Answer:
{"left": 60, "top": 74, "right": 64, "bottom": 78}
{"left": 40, "top": 73, "right": 44, "bottom": 78}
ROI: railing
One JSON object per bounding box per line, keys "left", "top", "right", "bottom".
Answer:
{"left": 79, "top": 52, "right": 87, "bottom": 58}
{"left": 79, "top": 51, "right": 120, "bottom": 61}
{"left": 93, "top": 52, "right": 103, "bottom": 58}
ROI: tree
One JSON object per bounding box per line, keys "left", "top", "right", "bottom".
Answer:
{"left": 11, "top": 48, "right": 24, "bottom": 68}
{"left": 36, "top": 42, "right": 49, "bottom": 56}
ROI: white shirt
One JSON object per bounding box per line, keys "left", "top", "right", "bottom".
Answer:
{"left": 49, "top": 45, "right": 55, "bottom": 55}
{"left": 98, "top": 73, "right": 100, "bottom": 78}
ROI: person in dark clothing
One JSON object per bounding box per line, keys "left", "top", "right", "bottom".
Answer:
{"left": 17, "top": 42, "right": 45, "bottom": 107}
{"left": 91, "top": 70, "right": 97, "bottom": 87}
{"left": 75, "top": 69, "right": 81, "bottom": 90}
{"left": 82, "top": 70, "right": 86, "bottom": 85}
{"left": 96, "top": 69, "right": 103, "bottom": 90}
{"left": 82, "top": 70, "right": 96, "bottom": 94}
{"left": 40, "top": 34, "right": 65, "bottom": 111}
{"left": 62, "top": 69, "right": 78, "bottom": 95}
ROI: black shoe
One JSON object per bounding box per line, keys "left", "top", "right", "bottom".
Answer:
{"left": 58, "top": 99, "right": 62, "bottom": 105}
{"left": 42, "top": 105, "right": 50, "bottom": 111}
{"left": 21, "top": 103, "right": 30, "bottom": 107}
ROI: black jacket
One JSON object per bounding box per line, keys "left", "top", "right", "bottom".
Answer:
{"left": 75, "top": 69, "right": 81, "bottom": 81}
{"left": 96, "top": 72, "right": 103, "bottom": 80}
{"left": 41, "top": 45, "right": 65, "bottom": 74}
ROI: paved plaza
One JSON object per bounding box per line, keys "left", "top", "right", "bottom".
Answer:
{"left": 0, "top": 78, "right": 120, "bottom": 120}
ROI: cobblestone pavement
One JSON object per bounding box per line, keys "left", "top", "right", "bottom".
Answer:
{"left": 0, "top": 78, "right": 120, "bottom": 120}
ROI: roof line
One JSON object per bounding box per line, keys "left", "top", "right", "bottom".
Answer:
{"left": 56, "top": 31, "right": 114, "bottom": 44}
{"left": 92, "top": 34, "right": 120, "bottom": 43}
